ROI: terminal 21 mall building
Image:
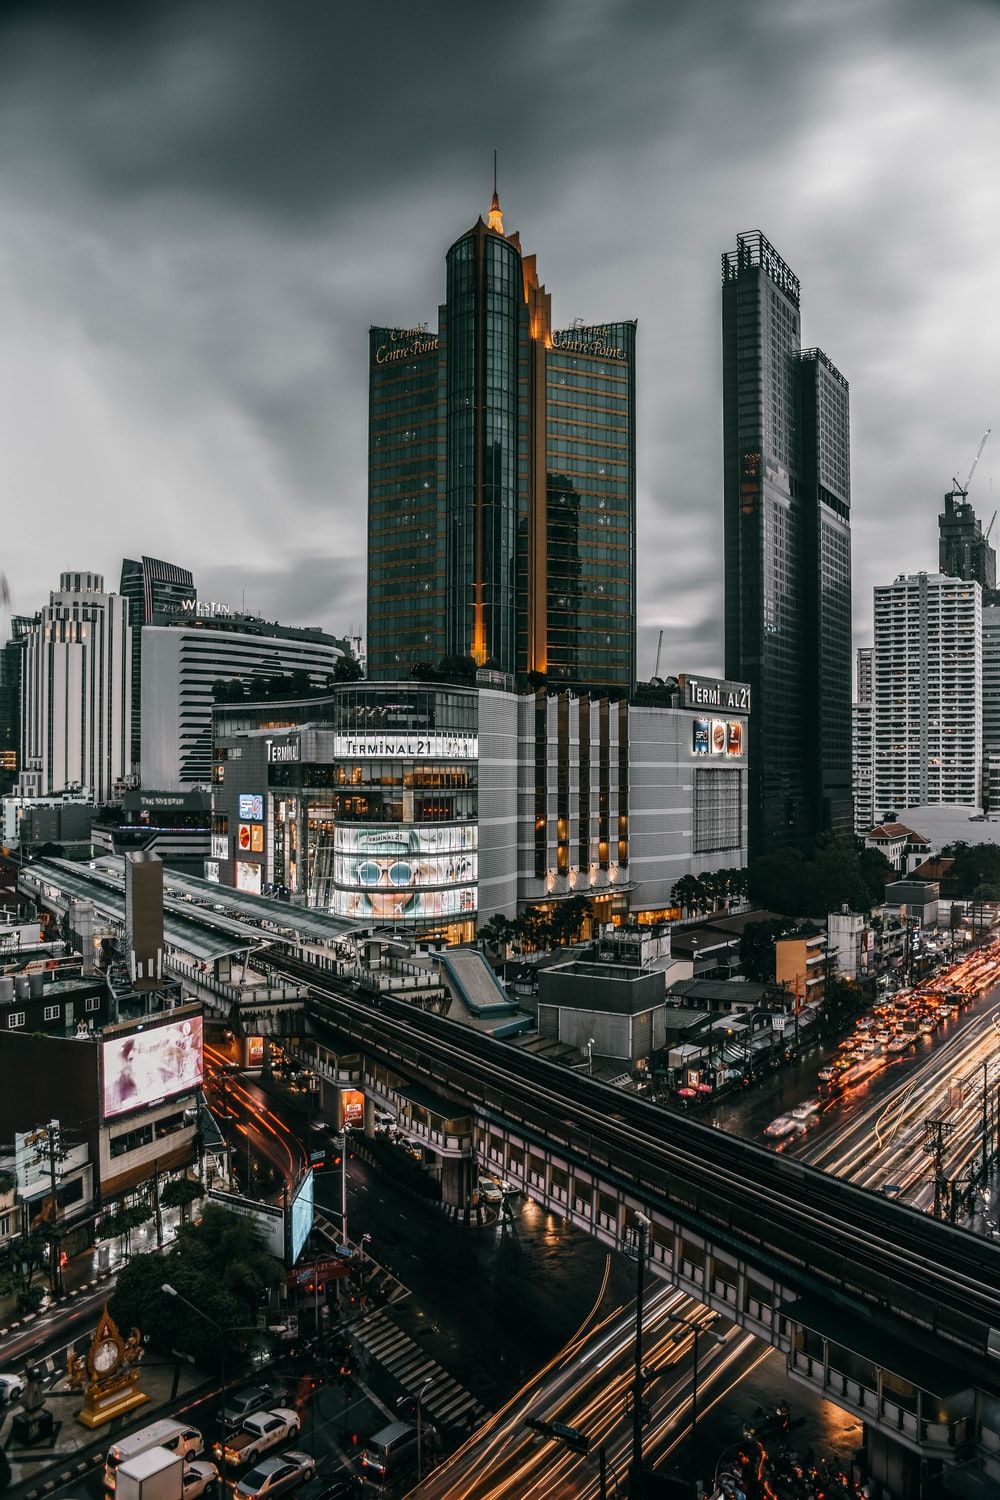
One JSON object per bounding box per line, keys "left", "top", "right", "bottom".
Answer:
{"left": 208, "top": 678, "right": 749, "bottom": 946}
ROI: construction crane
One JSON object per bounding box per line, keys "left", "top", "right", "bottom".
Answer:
{"left": 652, "top": 629, "right": 664, "bottom": 682}
{"left": 986, "top": 510, "right": 998, "bottom": 545}
{"left": 951, "top": 427, "right": 991, "bottom": 500}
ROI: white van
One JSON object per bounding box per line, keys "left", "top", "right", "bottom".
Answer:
{"left": 373, "top": 1108, "right": 397, "bottom": 1131}
{"left": 105, "top": 1420, "right": 204, "bottom": 1489}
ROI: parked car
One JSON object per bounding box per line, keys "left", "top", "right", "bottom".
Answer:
{"left": 476, "top": 1179, "right": 503, "bottom": 1204}
{"left": 215, "top": 1410, "right": 300, "bottom": 1467}
{"left": 234, "top": 1453, "right": 316, "bottom": 1500}
{"left": 0, "top": 1373, "right": 25, "bottom": 1404}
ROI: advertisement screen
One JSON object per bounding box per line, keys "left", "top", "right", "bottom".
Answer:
{"left": 102, "top": 1015, "right": 204, "bottom": 1120}
{"left": 204, "top": 861, "right": 220, "bottom": 884}
{"left": 236, "top": 859, "right": 262, "bottom": 894}
{"left": 342, "top": 1089, "right": 365, "bottom": 1129}
{"left": 239, "top": 793, "right": 264, "bottom": 821}
{"left": 251, "top": 824, "right": 264, "bottom": 853}
{"left": 693, "top": 719, "right": 734, "bottom": 757}
{"left": 238, "top": 824, "right": 252, "bottom": 850}
{"left": 328, "top": 825, "right": 478, "bottom": 920}
{"left": 246, "top": 1035, "right": 264, "bottom": 1067}
{"left": 288, "top": 1168, "right": 314, "bottom": 1265}
{"left": 210, "top": 834, "right": 228, "bottom": 860}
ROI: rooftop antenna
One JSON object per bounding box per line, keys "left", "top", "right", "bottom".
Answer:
{"left": 493, "top": 147, "right": 497, "bottom": 199}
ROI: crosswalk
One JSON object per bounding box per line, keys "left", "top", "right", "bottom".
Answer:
{"left": 350, "top": 1311, "right": 488, "bottom": 1431}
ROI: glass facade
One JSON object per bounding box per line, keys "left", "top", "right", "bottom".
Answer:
{"left": 722, "top": 232, "right": 851, "bottom": 854}
{"left": 119, "top": 556, "right": 195, "bottom": 771}
{"left": 545, "top": 324, "right": 636, "bottom": 690}
{"left": 367, "top": 199, "right": 637, "bottom": 694}
{"left": 366, "top": 329, "right": 444, "bottom": 678}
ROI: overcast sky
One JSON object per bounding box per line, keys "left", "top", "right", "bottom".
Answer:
{"left": 1, "top": 0, "right": 997, "bottom": 679}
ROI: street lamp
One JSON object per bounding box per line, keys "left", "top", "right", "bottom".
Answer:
{"left": 628, "top": 1211, "right": 651, "bottom": 1498}
{"left": 397, "top": 1375, "right": 434, "bottom": 1480}
{"left": 586, "top": 1038, "right": 596, "bottom": 1077}
{"left": 162, "top": 1283, "right": 229, "bottom": 1492}
{"left": 667, "top": 1311, "right": 726, "bottom": 1491}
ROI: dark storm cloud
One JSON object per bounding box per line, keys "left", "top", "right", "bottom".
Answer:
{"left": 0, "top": 0, "right": 997, "bottom": 677}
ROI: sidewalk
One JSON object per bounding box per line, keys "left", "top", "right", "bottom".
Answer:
{"left": 2, "top": 1339, "right": 208, "bottom": 1499}
{"left": 0, "top": 1203, "right": 191, "bottom": 1345}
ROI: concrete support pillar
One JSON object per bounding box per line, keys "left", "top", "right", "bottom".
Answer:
{"left": 864, "top": 1425, "right": 923, "bottom": 1499}
{"left": 440, "top": 1155, "right": 472, "bottom": 1207}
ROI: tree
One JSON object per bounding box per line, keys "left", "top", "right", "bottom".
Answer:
{"left": 814, "top": 837, "right": 873, "bottom": 915}
{"left": 110, "top": 1205, "right": 282, "bottom": 1369}
{"left": 481, "top": 914, "right": 513, "bottom": 953}
{"left": 160, "top": 1177, "right": 203, "bottom": 1224}
{"left": 746, "top": 850, "right": 823, "bottom": 917}
{"left": 858, "top": 846, "right": 893, "bottom": 907}
{"left": 550, "top": 895, "right": 592, "bottom": 946}
{"left": 333, "top": 653, "right": 363, "bottom": 683}
{"left": 942, "top": 842, "right": 1000, "bottom": 897}
{"left": 411, "top": 662, "right": 439, "bottom": 682}
{"left": 739, "top": 918, "right": 792, "bottom": 983}
{"left": 435, "top": 654, "right": 477, "bottom": 684}
{"left": 672, "top": 874, "right": 711, "bottom": 916}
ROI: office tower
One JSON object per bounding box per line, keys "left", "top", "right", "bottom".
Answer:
{"left": 120, "top": 557, "right": 196, "bottom": 773}
{"left": 873, "top": 572, "right": 981, "bottom": 816}
{"left": 140, "top": 614, "right": 344, "bottom": 790}
{"left": 18, "top": 572, "right": 131, "bottom": 804}
{"left": 367, "top": 189, "right": 637, "bottom": 691}
{"left": 0, "top": 616, "right": 32, "bottom": 795}
{"left": 853, "top": 646, "right": 874, "bottom": 835}
{"left": 939, "top": 487, "right": 996, "bottom": 596}
{"left": 722, "top": 231, "right": 852, "bottom": 855}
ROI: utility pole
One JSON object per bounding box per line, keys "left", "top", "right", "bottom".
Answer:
{"left": 982, "top": 1062, "right": 991, "bottom": 1185}
{"left": 923, "top": 1117, "right": 955, "bottom": 1220}
{"left": 629, "top": 1212, "right": 650, "bottom": 1498}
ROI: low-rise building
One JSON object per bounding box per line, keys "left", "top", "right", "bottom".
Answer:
{"left": 537, "top": 960, "right": 667, "bottom": 1066}
{"left": 884, "top": 879, "right": 940, "bottom": 930}
{"left": 864, "top": 822, "right": 931, "bottom": 874}
{"left": 775, "top": 926, "right": 827, "bottom": 1008}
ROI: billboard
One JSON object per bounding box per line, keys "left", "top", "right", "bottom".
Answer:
{"left": 204, "top": 861, "right": 220, "bottom": 884}
{"left": 236, "top": 859, "right": 263, "bottom": 895}
{"left": 239, "top": 793, "right": 264, "bottom": 821}
{"left": 288, "top": 1168, "right": 314, "bottom": 1265}
{"left": 330, "top": 825, "right": 477, "bottom": 921}
{"left": 210, "top": 834, "right": 229, "bottom": 860}
{"left": 678, "top": 675, "right": 751, "bottom": 715}
{"left": 208, "top": 1187, "right": 285, "bottom": 1259}
{"left": 342, "top": 1089, "right": 365, "bottom": 1129}
{"left": 332, "top": 732, "right": 477, "bottom": 760}
{"left": 693, "top": 719, "right": 743, "bottom": 757}
{"left": 101, "top": 1015, "right": 204, "bottom": 1120}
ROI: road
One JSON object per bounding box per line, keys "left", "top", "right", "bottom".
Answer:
{"left": 410, "top": 1285, "right": 764, "bottom": 1499}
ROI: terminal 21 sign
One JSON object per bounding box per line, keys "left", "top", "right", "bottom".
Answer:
{"left": 678, "top": 674, "right": 751, "bottom": 715}
{"left": 332, "top": 732, "right": 478, "bottom": 760}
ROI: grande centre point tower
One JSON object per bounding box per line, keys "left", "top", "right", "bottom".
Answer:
{"left": 367, "top": 187, "right": 637, "bottom": 691}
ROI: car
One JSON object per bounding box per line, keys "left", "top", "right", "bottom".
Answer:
{"left": 215, "top": 1409, "right": 301, "bottom": 1467}
{"left": 791, "top": 1099, "right": 821, "bottom": 1124}
{"left": 476, "top": 1179, "right": 503, "bottom": 1204}
{"left": 0, "top": 1373, "right": 25, "bottom": 1404}
{"left": 234, "top": 1452, "right": 316, "bottom": 1500}
{"left": 182, "top": 1462, "right": 221, "bottom": 1500}
{"left": 816, "top": 1066, "right": 838, "bottom": 1083}
{"left": 764, "top": 1115, "right": 797, "bottom": 1139}
{"left": 221, "top": 1386, "right": 287, "bottom": 1432}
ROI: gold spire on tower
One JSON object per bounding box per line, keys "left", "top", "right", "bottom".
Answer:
{"left": 487, "top": 148, "right": 504, "bottom": 233}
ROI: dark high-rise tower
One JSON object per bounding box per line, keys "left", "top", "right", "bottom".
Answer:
{"left": 367, "top": 191, "right": 636, "bottom": 690}
{"left": 939, "top": 487, "right": 996, "bottom": 596}
{"left": 722, "top": 232, "right": 852, "bottom": 856}
{"left": 120, "top": 557, "right": 195, "bottom": 773}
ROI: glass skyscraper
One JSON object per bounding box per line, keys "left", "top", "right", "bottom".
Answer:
{"left": 722, "top": 232, "right": 852, "bottom": 855}
{"left": 367, "top": 192, "right": 636, "bottom": 691}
